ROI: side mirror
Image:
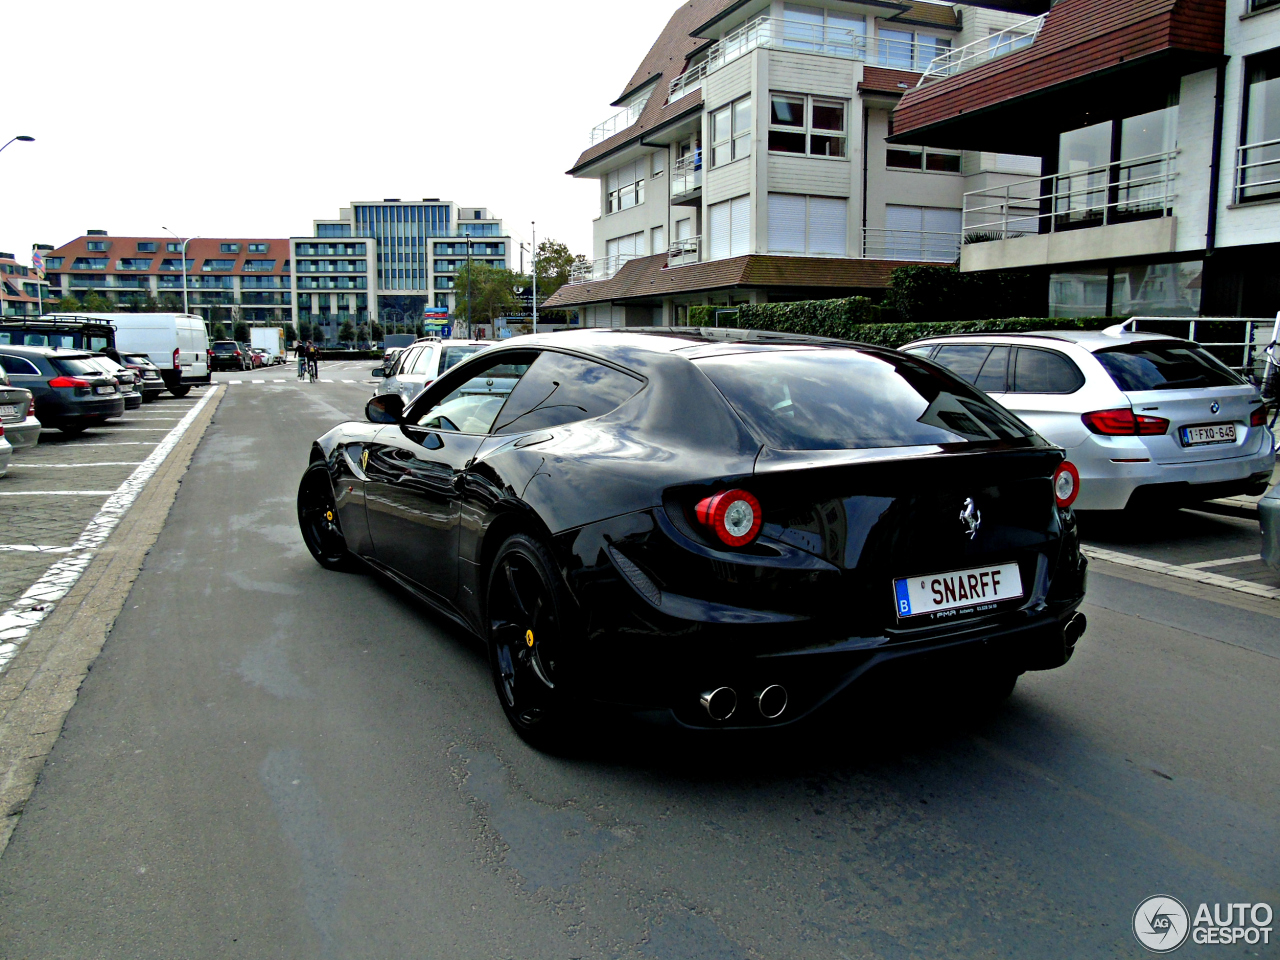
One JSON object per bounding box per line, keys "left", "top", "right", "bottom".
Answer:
{"left": 365, "top": 394, "right": 404, "bottom": 424}
{"left": 371, "top": 368, "right": 386, "bottom": 378}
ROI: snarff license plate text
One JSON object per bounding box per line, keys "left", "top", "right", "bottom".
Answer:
{"left": 894, "top": 563, "right": 1024, "bottom": 620}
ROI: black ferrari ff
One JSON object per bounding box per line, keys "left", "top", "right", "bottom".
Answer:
{"left": 298, "top": 329, "right": 1087, "bottom": 747}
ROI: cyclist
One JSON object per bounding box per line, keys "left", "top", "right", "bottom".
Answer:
{"left": 296, "top": 341, "right": 307, "bottom": 380}
{"left": 307, "top": 341, "right": 320, "bottom": 382}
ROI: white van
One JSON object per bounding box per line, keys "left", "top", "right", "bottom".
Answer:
{"left": 81, "top": 313, "right": 211, "bottom": 398}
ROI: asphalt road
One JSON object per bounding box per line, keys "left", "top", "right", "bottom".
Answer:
{"left": 1, "top": 372, "right": 1278, "bottom": 959}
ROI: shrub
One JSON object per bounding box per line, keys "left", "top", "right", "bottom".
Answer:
{"left": 735, "top": 297, "right": 877, "bottom": 339}
{"left": 886, "top": 264, "right": 1044, "bottom": 322}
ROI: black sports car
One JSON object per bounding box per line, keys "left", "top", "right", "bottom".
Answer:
{"left": 298, "top": 329, "right": 1087, "bottom": 747}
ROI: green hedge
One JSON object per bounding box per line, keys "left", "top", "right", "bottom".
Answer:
{"left": 825, "top": 315, "right": 1121, "bottom": 350}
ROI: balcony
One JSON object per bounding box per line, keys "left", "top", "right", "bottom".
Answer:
{"left": 670, "top": 151, "right": 703, "bottom": 202}
{"left": 960, "top": 150, "right": 1180, "bottom": 270}
{"left": 588, "top": 96, "right": 650, "bottom": 146}
{"left": 862, "top": 228, "right": 960, "bottom": 263}
{"left": 667, "top": 236, "right": 701, "bottom": 268}
{"left": 702, "top": 17, "right": 950, "bottom": 78}
{"left": 1234, "top": 137, "right": 1280, "bottom": 204}
{"left": 919, "top": 15, "right": 1045, "bottom": 82}
{"left": 668, "top": 61, "right": 707, "bottom": 102}
{"left": 568, "top": 253, "right": 641, "bottom": 284}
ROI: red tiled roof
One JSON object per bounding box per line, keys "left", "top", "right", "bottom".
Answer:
{"left": 859, "top": 66, "right": 924, "bottom": 95}
{"left": 47, "top": 236, "right": 291, "bottom": 277}
{"left": 891, "top": 0, "right": 1225, "bottom": 148}
{"left": 543, "top": 253, "right": 920, "bottom": 308}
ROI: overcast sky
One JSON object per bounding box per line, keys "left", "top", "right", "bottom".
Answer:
{"left": 1, "top": 0, "right": 683, "bottom": 266}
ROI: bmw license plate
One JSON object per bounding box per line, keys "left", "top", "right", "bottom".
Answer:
{"left": 0, "top": 404, "right": 16, "bottom": 418}
{"left": 1181, "top": 422, "right": 1236, "bottom": 446}
{"left": 95, "top": 385, "right": 116, "bottom": 395}
{"left": 894, "top": 563, "right": 1023, "bottom": 621}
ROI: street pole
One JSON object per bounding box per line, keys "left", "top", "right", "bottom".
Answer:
{"left": 466, "top": 236, "right": 473, "bottom": 338}
{"left": 0, "top": 135, "right": 34, "bottom": 158}
{"left": 164, "top": 228, "right": 199, "bottom": 316}
{"left": 531, "top": 222, "right": 537, "bottom": 335}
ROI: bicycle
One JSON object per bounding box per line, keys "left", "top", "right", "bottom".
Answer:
{"left": 1260, "top": 314, "right": 1279, "bottom": 452}
{"left": 308, "top": 357, "right": 319, "bottom": 383}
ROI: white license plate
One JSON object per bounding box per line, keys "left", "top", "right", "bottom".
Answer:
{"left": 1181, "top": 422, "right": 1236, "bottom": 446}
{"left": 894, "top": 563, "right": 1024, "bottom": 620}
{"left": 94, "top": 385, "right": 116, "bottom": 395}
{"left": 0, "top": 404, "right": 16, "bottom": 418}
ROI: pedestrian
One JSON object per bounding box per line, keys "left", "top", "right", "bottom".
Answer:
{"left": 297, "top": 341, "right": 306, "bottom": 379}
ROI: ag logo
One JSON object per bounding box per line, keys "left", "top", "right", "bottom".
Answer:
{"left": 1133, "top": 895, "right": 1190, "bottom": 953}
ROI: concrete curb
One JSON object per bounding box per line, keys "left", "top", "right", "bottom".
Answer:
{"left": 0, "top": 386, "right": 225, "bottom": 856}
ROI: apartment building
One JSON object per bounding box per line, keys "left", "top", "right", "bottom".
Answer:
{"left": 44, "top": 232, "right": 293, "bottom": 325}
{"left": 544, "top": 0, "right": 1037, "bottom": 325}
{"left": 890, "top": 0, "right": 1280, "bottom": 318}
{"left": 291, "top": 200, "right": 511, "bottom": 341}
{"left": 0, "top": 252, "right": 50, "bottom": 318}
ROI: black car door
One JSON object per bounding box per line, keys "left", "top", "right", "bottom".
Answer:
{"left": 363, "top": 350, "right": 537, "bottom": 601}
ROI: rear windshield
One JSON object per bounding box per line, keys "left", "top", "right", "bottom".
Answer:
{"left": 695, "top": 348, "right": 1034, "bottom": 451}
{"left": 50, "top": 356, "right": 105, "bottom": 377}
{"left": 1094, "top": 341, "right": 1244, "bottom": 392}
{"left": 212, "top": 342, "right": 238, "bottom": 352}
{"left": 440, "top": 344, "right": 484, "bottom": 373}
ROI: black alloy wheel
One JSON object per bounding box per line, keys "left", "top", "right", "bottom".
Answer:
{"left": 297, "top": 462, "right": 354, "bottom": 571}
{"left": 486, "top": 534, "right": 576, "bottom": 749}
{"left": 169, "top": 385, "right": 191, "bottom": 398}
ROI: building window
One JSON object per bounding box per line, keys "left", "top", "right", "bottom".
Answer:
{"left": 886, "top": 147, "right": 961, "bottom": 173}
{"left": 1239, "top": 49, "right": 1280, "bottom": 202}
{"left": 1249, "top": 0, "right": 1280, "bottom": 11}
{"left": 242, "top": 260, "right": 277, "bottom": 272}
{"left": 87, "top": 241, "right": 108, "bottom": 252}
{"left": 165, "top": 242, "right": 182, "bottom": 253}
{"left": 116, "top": 258, "right": 153, "bottom": 270}
{"left": 878, "top": 29, "right": 951, "bottom": 71}
{"left": 71, "top": 257, "right": 109, "bottom": 269}
{"left": 606, "top": 232, "right": 645, "bottom": 260}
{"left": 781, "top": 4, "right": 865, "bottom": 54}
{"left": 767, "top": 194, "right": 846, "bottom": 256}
{"left": 708, "top": 195, "right": 751, "bottom": 259}
{"left": 317, "top": 224, "right": 352, "bottom": 238}
{"left": 45, "top": 257, "right": 64, "bottom": 269}
{"left": 769, "top": 94, "right": 847, "bottom": 158}
{"left": 202, "top": 259, "right": 235, "bottom": 272}
{"left": 711, "top": 96, "right": 752, "bottom": 167}
{"left": 159, "top": 259, "right": 194, "bottom": 272}
{"left": 651, "top": 226, "right": 666, "bottom": 253}
{"left": 248, "top": 243, "right": 269, "bottom": 253}
{"left": 136, "top": 242, "right": 156, "bottom": 253}
{"left": 220, "top": 243, "right": 241, "bottom": 254}
{"left": 651, "top": 151, "right": 665, "bottom": 177}
{"left": 882, "top": 205, "right": 961, "bottom": 260}
{"left": 606, "top": 159, "right": 646, "bottom": 214}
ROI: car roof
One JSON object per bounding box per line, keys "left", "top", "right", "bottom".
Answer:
{"left": 0, "top": 344, "right": 94, "bottom": 358}
{"left": 903, "top": 328, "right": 1181, "bottom": 352}
{"left": 491, "top": 327, "right": 877, "bottom": 365}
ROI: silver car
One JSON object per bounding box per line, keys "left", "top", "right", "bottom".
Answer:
{"left": 1260, "top": 481, "right": 1279, "bottom": 572}
{"left": 372, "top": 339, "right": 491, "bottom": 405}
{"left": 0, "top": 365, "right": 41, "bottom": 450}
{"left": 904, "top": 330, "right": 1276, "bottom": 511}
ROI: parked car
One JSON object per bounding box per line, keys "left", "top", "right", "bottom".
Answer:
{"left": 210, "top": 340, "right": 250, "bottom": 371}
{"left": 0, "top": 430, "right": 10, "bottom": 476}
{"left": 92, "top": 312, "right": 211, "bottom": 398}
{"left": 372, "top": 338, "right": 491, "bottom": 405}
{"left": 299, "top": 329, "right": 1087, "bottom": 749}
{"left": 83, "top": 355, "right": 142, "bottom": 410}
{"left": 381, "top": 346, "right": 405, "bottom": 376}
{"left": 0, "top": 315, "right": 115, "bottom": 352}
{"left": 1260, "top": 480, "right": 1279, "bottom": 572}
{"left": 903, "top": 330, "right": 1276, "bottom": 511}
{"left": 100, "top": 348, "right": 165, "bottom": 402}
{"left": 0, "top": 345, "right": 125, "bottom": 434}
{"left": 239, "top": 342, "right": 259, "bottom": 368}
{"left": 0, "top": 366, "right": 39, "bottom": 451}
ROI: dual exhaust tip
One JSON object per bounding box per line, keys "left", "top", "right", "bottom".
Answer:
{"left": 699, "top": 684, "right": 787, "bottom": 722}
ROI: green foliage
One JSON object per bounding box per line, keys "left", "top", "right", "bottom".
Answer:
{"left": 733, "top": 297, "right": 877, "bottom": 338}
{"left": 283, "top": 322, "right": 298, "bottom": 342}
{"left": 232, "top": 321, "right": 250, "bottom": 343}
{"left": 454, "top": 261, "right": 523, "bottom": 326}
{"left": 338, "top": 319, "right": 356, "bottom": 343}
{"left": 159, "top": 293, "right": 184, "bottom": 313}
{"left": 80, "top": 292, "right": 114, "bottom": 313}
{"left": 688, "top": 305, "right": 713, "bottom": 325}
{"left": 885, "top": 264, "right": 1044, "bottom": 322}
{"left": 211, "top": 323, "right": 227, "bottom": 340}
{"left": 371, "top": 322, "right": 384, "bottom": 342}
{"left": 56, "top": 295, "right": 82, "bottom": 312}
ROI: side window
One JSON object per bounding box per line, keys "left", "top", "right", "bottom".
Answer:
{"left": 395, "top": 346, "right": 423, "bottom": 376}
{"left": 974, "top": 345, "right": 1010, "bottom": 392}
{"left": 409, "top": 351, "right": 537, "bottom": 434}
{"left": 409, "top": 346, "right": 438, "bottom": 376}
{"left": 491, "top": 352, "right": 644, "bottom": 435}
{"left": 1011, "top": 347, "right": 1085, "bottom": 394}
{"left": 931, "top": 344, "right": 992, "bottom": 384}
{"left": 0, "top": 354, "right": 41, "bottom": 376}
{"left": 901, "top": 346, "right": 933, "bottom": 358}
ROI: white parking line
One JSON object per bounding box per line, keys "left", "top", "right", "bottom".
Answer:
{"left": 1182, "top": 554, "right": 1264, "bottom": 570}
{"left": 0, "top": 386, "right": 222, "bottom": 671}
{"left": 1082, "top": 545, "right": 1280, "bottom": 600}
{"left": 87, "top": 427, "right": 174, "bottom": 431}
{"left": 9, "top": 462, "right": 146, "bottom": 468}
{"left": 0, "top": 545, "right": 75, "bottom": 554}
{"left": 0, "top": 491, "right": 116, "bottom": 496}
{"left": 68, "top": 441, "right": 158, "bottom": 446}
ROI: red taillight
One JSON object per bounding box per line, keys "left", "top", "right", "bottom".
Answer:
{"left": 1251, "top": 404, "right": 1269, "bottom": 428}
{"left": 1053, "top": 461, "right": 1080, "bottom": 509}
{"left": 694, "top": 488, "right": 763, "bottom": 547}
{"left": 27, "top": 399, "right": 35, "bottom": 416}
{"left": 173, "top": 347, "right": 181, "bottom": 369}
{"left": 48, "top": 376, "right": 91, "bottom": 388}
{"left": 1081, "top": 407, "right": 1169, "bottom": 436}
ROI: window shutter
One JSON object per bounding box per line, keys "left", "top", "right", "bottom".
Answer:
{"left": 607, "top": 238, "right": 620, "bottom": 259}
{"left": 885, "top": 204, "right": 924, "bottom": 259}
{"left": 768, "top": 194, "right": 806, "bottom": 253}
{"left": 922, "top": 207, "right": 962, "bottom": 235}
{"left": 709, "top": 200, "right": 732, "bottom": 260}
{"left": 607, "top": 168, "right": 620, "bottom": 192}
{"left": 730, "top": 196, "right": 751, "bottom": 256}
{"left": 807, "top": 197, "right": 847, "bottom": 255}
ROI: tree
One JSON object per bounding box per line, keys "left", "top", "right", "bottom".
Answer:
{"left": 159, "top": 293, "right": 184, "bottom": 313}
{"left": 212, "top": 323, "right": 228, "bottom": 340}
{"left": 283, "top": 322, "right": 297, "bottom": 342}
{"left": 371, "top": 322, "right": 384, "bottom": 342}
{"left": 452, "top": 262, "right": 522, "bottom": 329}
{"left": 56, "top": 295, "right": 82, "bottom": 311}
{"left": 80, "top": 292, "right": 114, "bottom": 313}
{"left": 298, "top": 320, "right": 314, "bottom": 342}
{"left": 532, "top": 238, "right": 586, "bottom": 325}
{"left": 233, "top": 321, "right": 250, "bottom": 343}
{"left": 338, "top": 319, "right": 356, "bottom": 344}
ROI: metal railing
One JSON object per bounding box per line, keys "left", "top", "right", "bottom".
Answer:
{"left": 671, "top": 151, "right": 703, "bottom": 197}
{"left": 1234, "top": 137, "right": 1280, "bottom": 204}
{"left": 568, "top": 253, "right": 641, "bottom": 284}
{"left": 963, "top": 150, "right": 1179, "bottom": 239}
{"left": 1119, "top": 316, "right": 1280, "bottom": 381}
{"left": 669, "top": 61, "right": 707, "bottom": 102}
{"left": 862, "top": 228, "right": 961, "bottom": 263}
{"left": 588, "top": 96, "right": 650, "bottom": 146}
{"left": 704, "top": 17, "right": 950, "bottom": 76}
{"left": 667, "top": 236, "right": 701, "bottom": 267}
{"left": 919, "top": 14, "right": 1045, "bottom": 82}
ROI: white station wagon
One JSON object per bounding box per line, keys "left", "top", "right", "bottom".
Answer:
{"left": 903, "top": 329, "right": 1275, "bottom": 511}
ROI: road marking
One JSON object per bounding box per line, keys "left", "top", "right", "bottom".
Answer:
{"left": 1082, "top": 546, "right": 1280, "bottom": 600}
{"left": 0, "top": 545, "right": 75, "bottom": 553}
{"left": 0, "top": 386, "right": 222, "bottom": 672}
{"left": 65, "top": 441, "right": 158, "bottom": 446}
{"left": 342, "top": 379, "right": 355, "bottom": 383}
{"left": 1182, "top": 554, "right": 1264, "bottom": 570}
{"left": 125, "top": 417, "right": 182, "bottom": 421}
{"left": 0, "top": 490, "right": 116, "bottom": 496}
{"left": 86, "top": 427, "right": 174, "bottom": 431}
{"left": 10, "top": 462, "right": 146, "bottom": 468}
{"left": 228, "top": 379, "right": 243, "bottom": 384}
{"left": 253, "top": 379, "right": 265, "bottom": 383}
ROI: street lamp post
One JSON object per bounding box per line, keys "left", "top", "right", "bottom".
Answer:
{"left": 466, "top": 236, "right": 473, "bottom": 338}
{"left": 163, "top": 228, "right": 199, "bottom": 316}
{"left": 0, "top": 135, "right": 34, "bottom": 157}
{"left": 531, "top": 222, "right": 538, "bottom": 336}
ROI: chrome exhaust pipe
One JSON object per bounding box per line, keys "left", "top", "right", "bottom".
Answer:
{"left": 699, "top": 687, "right": 737, "bottom": 721}
{"left": 1064, "top": 612, "right": 1087, "bottom": 649}
{"left": 756, "top": 685, "right": 788, "bottom": 720}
